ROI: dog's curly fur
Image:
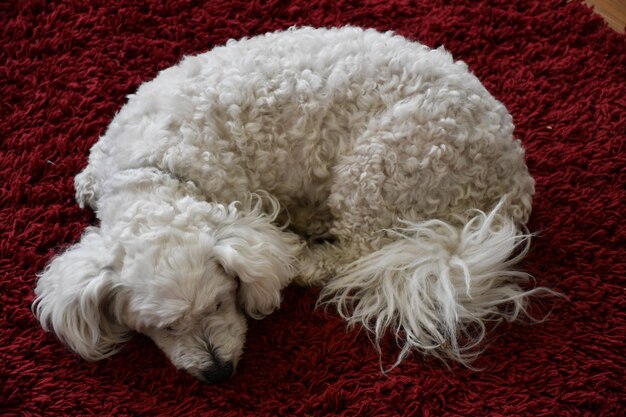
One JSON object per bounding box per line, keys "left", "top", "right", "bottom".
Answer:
{"left": 34, "top": 26, "right": 544, "bottom": 382}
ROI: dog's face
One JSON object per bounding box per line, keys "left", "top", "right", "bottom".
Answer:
{"left": 33, "top": 198, "right": 301, "bottom": 383}
{"left": 119, "top": 234, "right": 247, "bottom": 383}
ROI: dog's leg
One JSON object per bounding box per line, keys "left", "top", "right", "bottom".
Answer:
{"left": 308, "top": 122, "right": 545, "bottom": 366}
{"left": 295, "top": 242, "right": 353, "bottom": 286}
{"left": 293, "top": 140, "right": 395, "bottom": 286}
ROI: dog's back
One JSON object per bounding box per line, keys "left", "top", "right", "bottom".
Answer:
{"left": 78, "top": 27, "right": 530, "bottom": 219}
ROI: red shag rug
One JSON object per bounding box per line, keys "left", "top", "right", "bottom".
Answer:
{"left": 1, "top": 0, "right": 624, "bottom": 415}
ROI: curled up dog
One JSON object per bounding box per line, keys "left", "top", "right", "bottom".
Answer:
{"left": 33, "top": 26, "right": 553, "bottom": 383}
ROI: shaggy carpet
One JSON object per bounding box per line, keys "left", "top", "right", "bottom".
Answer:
{"left": 1, "top": 0, "right": 624, "bottom": 415}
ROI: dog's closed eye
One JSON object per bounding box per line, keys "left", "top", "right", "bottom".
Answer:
{"left": 164, "top": 325, "right": 177, "bottom": 333}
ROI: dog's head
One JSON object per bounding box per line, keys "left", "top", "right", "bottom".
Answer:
{"left": 33, "top": 196, "right": 301, "bottom": 382}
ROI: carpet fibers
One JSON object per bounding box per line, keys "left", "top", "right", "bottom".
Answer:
{"left": 1, "top": 0, "right": 625, "bottom": 415}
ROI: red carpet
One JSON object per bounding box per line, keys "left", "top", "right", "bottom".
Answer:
{"left": 1, "top": 0, "right": 625, "bottom": 415}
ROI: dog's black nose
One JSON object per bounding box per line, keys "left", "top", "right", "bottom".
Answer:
{"left": 202, "top": 361, "right": 234, "bottom": 383}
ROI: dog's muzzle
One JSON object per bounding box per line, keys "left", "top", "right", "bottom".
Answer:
{"left": 202, "top": 360, "right": 234, "bottom": 383}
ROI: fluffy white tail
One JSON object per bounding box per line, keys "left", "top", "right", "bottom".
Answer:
{"left": 320, "top": 199, "right": 552, "bottom": 367}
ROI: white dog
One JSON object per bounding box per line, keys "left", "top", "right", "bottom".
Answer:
{"left": 34, "top": 26, "right": 545, "bottom": 383}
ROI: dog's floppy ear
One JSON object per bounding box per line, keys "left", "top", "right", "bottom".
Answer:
{"left": 33, "top": 227, "right": 130, "bottom": 360}
{"left": 214, "top": 211, "right": 302, "bottom": 319}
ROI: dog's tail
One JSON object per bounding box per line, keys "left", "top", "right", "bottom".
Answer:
{"left": 319, "top": 197, "right": 556, "bottom": 367}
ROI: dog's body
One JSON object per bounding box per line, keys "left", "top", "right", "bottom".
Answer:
{"left": 35, "top": 27, "right": 540, "bottom": 382}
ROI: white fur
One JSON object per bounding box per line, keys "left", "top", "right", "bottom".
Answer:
{"left": 34, "top": 26, "right": 548, "bottom": 381}
{"left": 320, "top": 198, "right": 543, "bottom": 367}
